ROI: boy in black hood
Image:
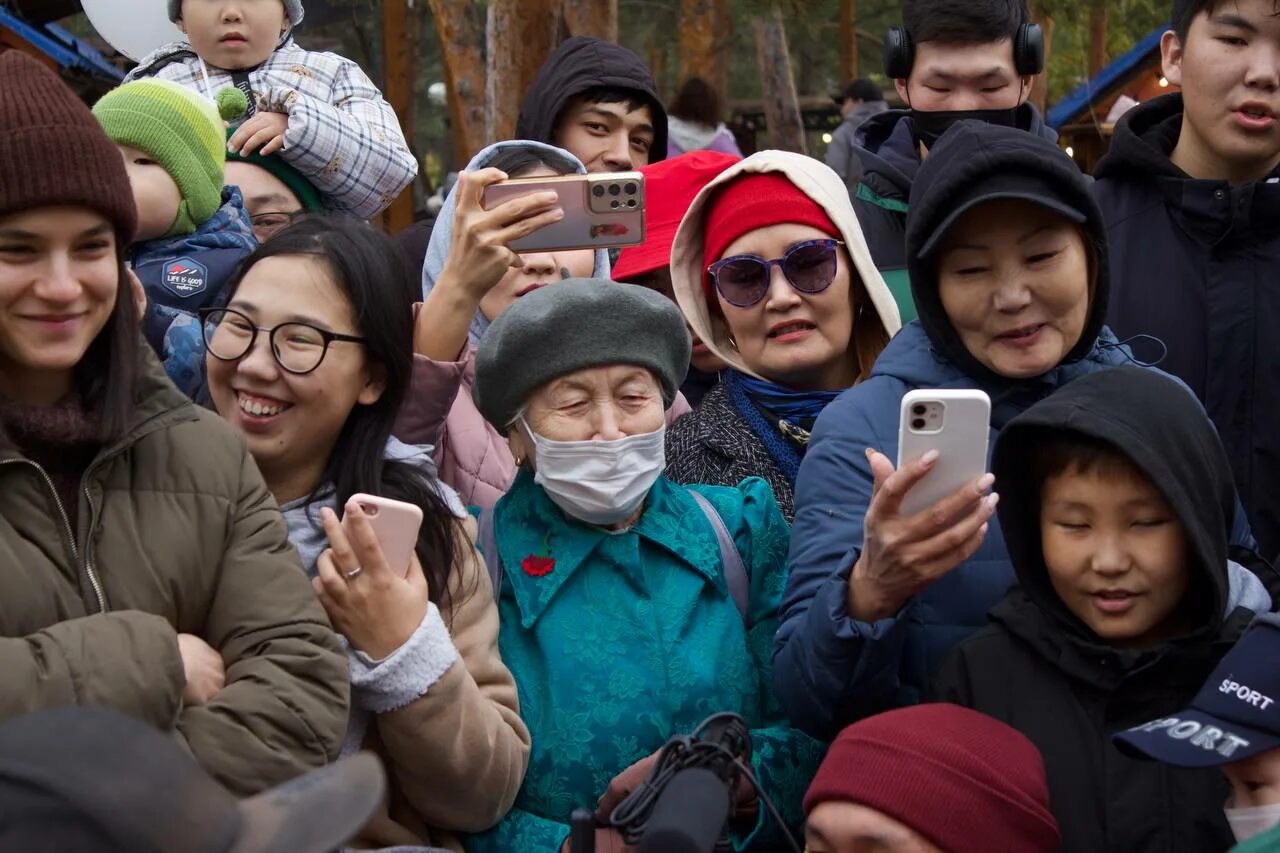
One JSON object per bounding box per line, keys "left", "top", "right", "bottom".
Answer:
{"left": 515, "top": 36, "right": 668, "bottom": 173}
{"left": 1094, "top": 0, "right": 1280, "bottom": 564}
{"left": 931, "top": 367, "right": 1272, "bottom": 853}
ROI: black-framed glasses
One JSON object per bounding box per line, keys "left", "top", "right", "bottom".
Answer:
{"left": 707, "top": 239, "right": 845, "bottom": 308}
{"left": 249, "top": 210, "right": 304, "bottom": 241}
{"left": 199, "top": 307, "right": 367, "bottom": 375}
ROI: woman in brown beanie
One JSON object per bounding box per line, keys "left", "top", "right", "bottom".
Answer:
{"left": 0, "top": 51, "right": 347, "bottom": 796}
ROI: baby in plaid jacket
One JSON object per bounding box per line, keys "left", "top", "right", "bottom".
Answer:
{"left": 128, "top": 0, "right": 417, "bottom": 220}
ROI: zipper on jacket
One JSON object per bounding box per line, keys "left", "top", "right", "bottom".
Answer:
{"left": 80, "top": 481, "right": 106, "bottom": 613}
{"left": 0, "top": 458, "right": 100, "bottom": 611}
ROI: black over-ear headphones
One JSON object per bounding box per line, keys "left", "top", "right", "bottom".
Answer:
{"left": 883, "top": 22, "right": 1045, "bottom": 79}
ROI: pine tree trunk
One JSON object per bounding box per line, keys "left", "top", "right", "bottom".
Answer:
{"left": 678, "top": 0, "right": 731, "bottom": 99}
{"left": 427, "top": 0, "right": 487, "bottom": 166}
{"left": 485, "top": 0, "right": 560, "bottom": 144}
{"left": 561, "top": 0, "right": 618, "bottom": 42}
{"left": 1088, "top": 0, "right": 1109, "bottom": 77}
{"left": 1029, "top": 1, "right": 1055, "bottom": 114}
{"left": 839, "top": 0, "right": 859, "bottom": 84}
{"left": 382, "top": 0, "right": 415, "bottom": 231}
{"left": 754, "top": 8, "right": 806, "bottom": 154}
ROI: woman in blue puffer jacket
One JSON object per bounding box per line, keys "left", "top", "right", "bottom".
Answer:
{"left": 773, "top": 121, "right": 1263, "bottom": 740}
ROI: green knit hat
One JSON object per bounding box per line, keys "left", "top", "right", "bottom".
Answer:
{"left": 93, "top": 80, "right": 247, "bottom": 236}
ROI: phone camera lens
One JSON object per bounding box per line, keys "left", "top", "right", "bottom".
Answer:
{"left": 592, "top": 185, "right": 605, "bottom": 198}
{"left": 912, "top": 418, "right": 927, "bottom": 430}
{"left": 609, "top": 184, "right": 621, "bottom": 196}
{"left": 912, "top": 404, "right": 926, "bottom": 416}
{"left": 625, "top": 182, "right": 637, "bottom": 194}
{"left": 611, "top": 200, "right": 620, "bottom": 209}
{"left": 627, "top": 199, "right": 637, "bottom": 208}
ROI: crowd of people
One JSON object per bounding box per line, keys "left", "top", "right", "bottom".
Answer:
{"left": 2, "top": 0, "right": 1280, "bottom": 851}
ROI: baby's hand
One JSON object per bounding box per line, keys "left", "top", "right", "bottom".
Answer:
{"left": 229, "top": 111, "right": 289, "bottom": 157}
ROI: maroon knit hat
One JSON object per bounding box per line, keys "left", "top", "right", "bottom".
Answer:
{"left": 0, "top": 51, "right": 138, "bottom": 244}
{"left": 804, "top": 704, "right": 1061, "bottom": 853}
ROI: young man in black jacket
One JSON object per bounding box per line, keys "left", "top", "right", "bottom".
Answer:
{"left": 1093, "top": 0, "right": 1280, "bottom": 564}
{"left": 931, "top": 367, "right": 1272, "bottom": 853}
{"left": 853, "top": 0, "right": 1053, "bottom": 322}
{"left": 515, "top": 36, "right": 668, "bottom": 173}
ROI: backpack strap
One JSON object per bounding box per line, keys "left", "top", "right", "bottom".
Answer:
{"left": 478, "top": 507, "right": 504, "bottom": 599}
{"left": 688, "top": 490, "right": 751, "bottom": 626}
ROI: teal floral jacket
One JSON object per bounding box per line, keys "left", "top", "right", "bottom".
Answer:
{"left": 465, "top": 471, "right": 824, "bottom": 852}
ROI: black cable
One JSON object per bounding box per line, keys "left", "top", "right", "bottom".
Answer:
{"left": 606, "top": 713, "right": 801, "bottom": 853}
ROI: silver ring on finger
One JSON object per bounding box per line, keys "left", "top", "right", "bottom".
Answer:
{"left": 344, "top": 566, "right": 363, "bottom": 581}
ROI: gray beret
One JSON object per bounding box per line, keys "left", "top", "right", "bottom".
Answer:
{"left": 170, "top": 0, "right": 304, "bottom": 25}
{"left": 473, "top": 279, "right": 692, "bottom": 431}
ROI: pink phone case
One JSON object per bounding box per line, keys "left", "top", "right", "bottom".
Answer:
{"left": 343, "top": 494, "right": 423, "bottom": 578}
{"left": 480, "top": 171, "right": 646, "bottom": 252}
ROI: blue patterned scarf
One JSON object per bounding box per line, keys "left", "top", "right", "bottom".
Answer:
{"left": 723, "top": 371, "right": 844, "bottom": 484}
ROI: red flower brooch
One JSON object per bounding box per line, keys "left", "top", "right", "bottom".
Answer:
{"left": 521, "top": 532, "right": 555, "bottom": 577}
{"left": 521, "top": 555, "right": 555, "bottom": 577}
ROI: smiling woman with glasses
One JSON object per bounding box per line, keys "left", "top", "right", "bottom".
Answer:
{"left": 203, "top": 214, "right": 531, "bottom": 852}
{"left": 664, "top": 152, "right": 901, "bottom": 521}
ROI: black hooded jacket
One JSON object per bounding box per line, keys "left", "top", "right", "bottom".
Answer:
{"left": 850, "top": 105, "right": 1057, "bottom": 322}
{"left": 930, "top": 367, "right": 1259, "bottom": 853}
{"left": 514, "top": 37, "right": 668, "bottom": 164}
{"left": 1093, "top": 93, "right": 1280, "bottom": 564}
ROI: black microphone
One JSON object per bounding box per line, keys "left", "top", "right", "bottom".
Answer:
{"left": 637, "top": 767, "right": 731, "bottom": 853}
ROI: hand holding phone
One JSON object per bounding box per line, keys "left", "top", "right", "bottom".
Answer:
{"left": 481, "top": 171, "right": 645, "bottom": 253}
{"left": 846, "top": 390, "right": 997, "bottom": 623}
{"left": 313, "top": 500, "right": 429, "bottom": 661}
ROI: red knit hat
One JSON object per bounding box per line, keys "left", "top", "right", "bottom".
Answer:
{"left": 804, "top": 704, "right": 1061, "bottom": 853}
{"left": 612, "top": 150, "right": 740, "bottom": 282}
{"left": 700, "top": 171, "right": 839, "bottom": 299}
{"left": 0, "top": 51, "right": 138, "bottom": 244}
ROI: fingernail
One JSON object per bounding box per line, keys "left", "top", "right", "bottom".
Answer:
{"left": 986, "top": 492, "right": 1000, "bottom": 510}
{"left": 551, "top": 208, "right": 565, "bottom": 219}
{"left": 864, "top": 447, "right": 874, "bottom": 459}
{"left": 979, "top": 522, "right": 990, "bottom": 536}
{"left": 977, "top": 473, "right": 995, "bottom": 492}
{"left": 540, "top": 191, "right": 559, "bottom": 202}
{"left": 922, "top": 449, "right": 940, "bottom": 465}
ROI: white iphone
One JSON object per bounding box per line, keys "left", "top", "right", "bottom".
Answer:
{"left": 896, "top": 389, "right": 992, "bottom": 518}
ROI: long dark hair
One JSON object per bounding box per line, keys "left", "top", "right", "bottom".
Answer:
{"left": 224, "top": 215, "right": 464, "bottom": 612}
{"left": 82, "top": 258, "right": 143, "bottom": 442}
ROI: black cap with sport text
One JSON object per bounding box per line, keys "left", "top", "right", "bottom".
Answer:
{"left": 0, "top": 706, "right": 385, "bottom": 853}
{"left": 1114, "top": 613, "right": 1280, "bottom": 767}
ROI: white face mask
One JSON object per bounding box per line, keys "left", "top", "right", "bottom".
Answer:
{"left": 522, "top": 419, "right": 666, "bottom": 526}
{"left": 1226, "top": 802, "right": 1280, "bottom": 843}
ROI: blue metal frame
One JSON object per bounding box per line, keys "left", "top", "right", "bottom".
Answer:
{"left": 1047, "top": 25, "right": 1167, "bottom": 130}
{"left": 0, "top": 8, "right": 122, "bottom": 83}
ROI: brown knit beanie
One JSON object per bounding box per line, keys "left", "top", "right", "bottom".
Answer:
{"left": 804, "top": 704, "right": 1061, "bottom": 853}
{"left": 0, "top": 52, "right": 138, "bottom": 244}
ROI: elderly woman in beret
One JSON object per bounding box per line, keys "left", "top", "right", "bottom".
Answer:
{"left": 463, "top": 279, "right": 822, "bottom": 853}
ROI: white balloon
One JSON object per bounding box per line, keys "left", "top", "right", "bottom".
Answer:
{"left": 81, "top": 0, "right": 185, "bottom": 62}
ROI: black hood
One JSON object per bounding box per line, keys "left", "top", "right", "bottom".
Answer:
{"left": 904, "top": 121, "right": 1110, "bottom": 385}
{"left": 992, "top": 367, "right": 1236, "bottom": 645}
{"left": 515, "top": 37, "right": 668, "bottom": 164}
{"left": 1094, "top": 93, "right": 1187, "bottom": 181}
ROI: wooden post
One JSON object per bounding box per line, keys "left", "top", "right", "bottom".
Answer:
{"left": 678, "top": 0, "right": 730, "bottom": 102}
{"left": 382, "top": 0, "right": 415, "bottom": 233}
{"left": 561, "top": 0, "right": 618, "bottom": 43}
{"left": 1029, "top": 1, "right": 1055, "bottom": 115}
{"left": 754, "top": 7, "right": 806, "bottom": 154}
{"left": 1088, "top": 0, "right": 1109, "bottom": 77}
{"left": 428, "top": 0, "right": 488, "bottom": 166}
{"left": 486, "top": 0, "right": 560, "bottom": 144}
{"left": 838, "top": 0, "right": 859, "bottom": 84}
